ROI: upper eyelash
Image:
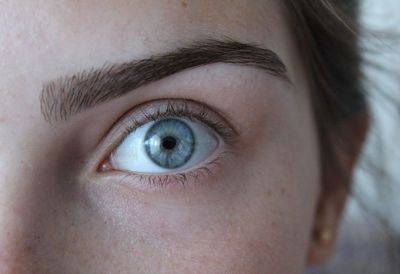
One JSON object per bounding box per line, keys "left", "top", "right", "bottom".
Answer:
{"left": 119, "top": 99, "right": 239, "bottom": 146}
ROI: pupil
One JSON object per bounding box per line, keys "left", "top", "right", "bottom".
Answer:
{"left": 162, "top": 136, "right": 177, "bottom": 150}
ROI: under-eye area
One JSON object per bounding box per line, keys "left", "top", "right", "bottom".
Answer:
{"left": 96, "top": 99, "right": 240, "bottom": 191}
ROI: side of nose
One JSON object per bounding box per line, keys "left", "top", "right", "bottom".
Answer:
{"left": 0, "top": 209, "right": 30, "bottom": 273}
{"left": 0, "top": 162, "right": 43, "bottom": 274}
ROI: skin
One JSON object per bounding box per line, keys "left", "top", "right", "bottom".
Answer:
{"left": 0, "top": 0, "right": 368, "bottom": 273}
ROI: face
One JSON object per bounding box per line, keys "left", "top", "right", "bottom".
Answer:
{"left": 0, "top": 1, "right": 325, "bottom": 273}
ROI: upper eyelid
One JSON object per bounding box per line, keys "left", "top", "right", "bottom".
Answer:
{"left": 116, "top": 99, "right": 239, "bottom": 143}
{"left": 123, "top": 99, "right": 240, "bottom": 141}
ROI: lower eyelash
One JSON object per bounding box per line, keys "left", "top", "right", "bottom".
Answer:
{"left": 116, "top": 152, "right": 227, "bottom": 192}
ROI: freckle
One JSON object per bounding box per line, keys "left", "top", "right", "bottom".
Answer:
{"left": 280, "top": 188, "right": 286, "bottom": 195}
{"left": 181, "top": 0, "right": 187, "bottom": 8}
{"left": 25, "top": 244, "right": 33, "bottom": 252}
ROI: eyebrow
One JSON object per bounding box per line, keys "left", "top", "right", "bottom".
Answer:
{"left": 40, "top": 39, "right": 289, "bottom": 123}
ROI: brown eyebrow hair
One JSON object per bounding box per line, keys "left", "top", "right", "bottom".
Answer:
{"left": 40, "top": 39, "right": 289, "bottom": 123}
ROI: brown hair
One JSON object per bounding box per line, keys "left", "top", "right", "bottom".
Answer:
{"left": 284, "top": 0, "right": 365, "bottom": 120}
{"left": 283, "top": 0, "right": 366, "bottom": 165}
{"left": 283, "top": 0, "right": 399, "bottom": 271}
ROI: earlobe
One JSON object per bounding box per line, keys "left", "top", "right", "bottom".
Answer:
{"left": 307, "top": 112, "right": 370, "bottom": 266}
{"left": 314, "top": 228, "right": 333, "bottom": 246}
{"left": 307, "top": 184, "right": 348, "bottom": 266}
{"left": 308, "top": 227, "right": 334, "bottom": 265}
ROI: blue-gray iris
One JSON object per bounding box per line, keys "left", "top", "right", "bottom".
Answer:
{"left": 144, "top": 119, "right": 195, "bottom": 169}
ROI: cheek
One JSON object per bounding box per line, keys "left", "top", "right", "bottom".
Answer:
{"left": 81, "top": 183, "right": 310, "bottom": 274}
{"left": 74, "top": 92, "right": 320, "bottom": 274}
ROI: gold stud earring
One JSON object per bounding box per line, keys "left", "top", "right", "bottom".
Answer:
{"left": 314, "top": 229, "right": 333, "bottom": 245}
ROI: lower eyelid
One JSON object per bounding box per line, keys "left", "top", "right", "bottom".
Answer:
{"left": 99, "top": 153, "right": 226, "bottom": 193}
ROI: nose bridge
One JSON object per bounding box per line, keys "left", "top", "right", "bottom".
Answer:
{"left": 0, "top": 113, "right": 64, "bottom": 273}
{"left": 0, "top": 157, "right": 39, "bottom": 273}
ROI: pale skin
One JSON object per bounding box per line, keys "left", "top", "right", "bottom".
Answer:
{"left": 0, "top": 1, "right": 368, "bottom": 273}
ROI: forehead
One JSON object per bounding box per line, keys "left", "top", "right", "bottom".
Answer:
{"left": 0, "top": 0, "right": 300, "bottom": 120}
{"left": 1, "top": 0, "right": 288, "bottom": 70}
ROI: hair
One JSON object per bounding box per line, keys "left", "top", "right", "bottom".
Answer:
{"left": 282, "top": 0, "right": 399, "bottom": 273}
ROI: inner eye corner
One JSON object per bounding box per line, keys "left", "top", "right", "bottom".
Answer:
{"left": 97, "top": 155, "right": 113, "bottom": 173}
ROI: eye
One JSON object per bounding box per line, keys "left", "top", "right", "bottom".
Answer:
{"left": 97, "top": 99, "right": 239, "bottom": 190}
{"left": 110, "top": 117, "right": 220, "bottom": 174}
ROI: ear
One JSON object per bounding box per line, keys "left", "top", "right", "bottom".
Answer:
{"left": 307, "top": 112, "right": 370, "bottom": 266}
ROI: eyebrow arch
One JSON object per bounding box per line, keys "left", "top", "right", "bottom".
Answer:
{"left": 40, "top": 38, "right": 289, "bottom": 123}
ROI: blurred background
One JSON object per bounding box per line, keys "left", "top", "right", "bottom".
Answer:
{"left": 307, "top": 0, "right": 400, "bottom": 273}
